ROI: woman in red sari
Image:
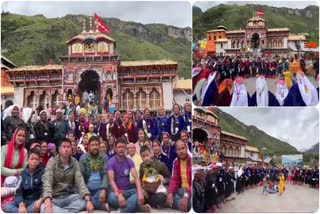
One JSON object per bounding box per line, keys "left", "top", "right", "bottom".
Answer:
{"left": 1, "top": 127, "right": 28, "bottom": 206}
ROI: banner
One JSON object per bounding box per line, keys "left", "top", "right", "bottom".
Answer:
{"left": 282, "top": 154, "right": 303, "bottom": 168}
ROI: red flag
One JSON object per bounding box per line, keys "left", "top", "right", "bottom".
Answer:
{"left": 94, "top": 13, "right": 112, "bottom": 34}
{"left": 256, "top": 9, "right": 264, "bottom": 17}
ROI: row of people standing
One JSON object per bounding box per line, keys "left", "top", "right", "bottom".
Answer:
{"left": 2, "top": 103, "right": 192, "bottom": 149}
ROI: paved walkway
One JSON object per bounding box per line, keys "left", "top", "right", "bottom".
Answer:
{"left": 217, "top": 183, "right": 319, "bottom": 213}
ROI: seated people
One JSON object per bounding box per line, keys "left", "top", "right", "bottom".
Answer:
{"left": 4, "top": 148, "right": 44, "bottom": 213}
{"left": 79, "top": 136, "right": 109, "bottom": 211}
{"left": 41, "top": 138, "right": 94, "bottom": 213}
{"left": 139, "top": 146, "right": 171, "bottom": 209}
{"left": 166, "top": 139, "right": 191, "bottom": 212}
{"left": 107, "top": 137, "right": 149, "bottom": 213}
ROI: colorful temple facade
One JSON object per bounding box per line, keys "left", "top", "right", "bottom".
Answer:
{"left": 6, "top": 28, "right": 190, "bottom": 111}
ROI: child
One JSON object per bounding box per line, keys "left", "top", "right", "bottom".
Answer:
{"left": 262, "top": 175, "right": 268, "bottom": 196}
{"left": 4, "top": 149, "right": 45, "bottom": 213}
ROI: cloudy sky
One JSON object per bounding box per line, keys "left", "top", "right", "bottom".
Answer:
{"left": 1, "top": 1, "right": 192, "bottom": 28}
{"left": 219, "top": 107, "right": 319, "bottom": 151}
{"left": 195, "top": 1, "right": 318, "bottom": 12}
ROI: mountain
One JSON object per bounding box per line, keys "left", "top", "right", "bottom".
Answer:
{"left": 213, "top": 108, "right": 299, "bottom": 156}
{"left": 1, "top": 13, "right": 191, "bottom": 78}
{"left": 193, "top": 6, "right": 203, "bottom": 17}
{"left": 193, "top": 4, "right": 319, "bottom": 42}
{"left": 303, "top": 143, "right": 319, "bottom": 154}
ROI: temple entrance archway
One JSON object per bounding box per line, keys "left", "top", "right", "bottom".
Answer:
{"left": 78, "top": 70, "right": 101, "bottom": 103}
{"left": 251, "top": 33, "right": 260, "bottom": 49}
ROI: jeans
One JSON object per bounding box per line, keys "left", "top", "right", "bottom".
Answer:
{"left": 90, "top": 189, "right": 103, "bottom": 209}
{"left": 172, "top": 188, "right": 191, "bottom": 212}
{"left": 107, "top": 189, "right": 138, "bottom": 213}
{"left": 4, "top": 200, "right": 36, "bottom": 213}
{"left": 40, "top": 193, "right": 86, "bottom": 213}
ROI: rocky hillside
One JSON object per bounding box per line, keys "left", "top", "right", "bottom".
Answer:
{"left": 193, "top": 4, "right": 319, "bottom": 42}
{"left": 1, "top": 13, "right": 191, "bottom": 78}
{"left": 213, "top": 108, "right": 299, "bottom": 156}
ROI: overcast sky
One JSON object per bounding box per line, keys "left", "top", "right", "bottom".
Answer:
{"left": 194, "top": 1, "right": 319, "bottom": 12}
{"left": 1, "top": 1, "right": 192, "bottom": 28}
{"left": 219, "top": 107, "right": 319, "bottom": 151}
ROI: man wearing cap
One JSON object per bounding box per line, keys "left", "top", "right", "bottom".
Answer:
{"left": 49, "top": 109, "right": 70, "bottom": 145}
{"left": 34, "top": 110, "right": 51, "bottom": 142}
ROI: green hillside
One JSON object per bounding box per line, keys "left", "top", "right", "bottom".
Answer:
{"left": 1, "top": 13, "right": 191, "bottom": 78}
{"left": 213, "top": 108, "right": 299, "bottom": 156}
{"left": 193, "top": 4, "right": 319, "bottom": 42}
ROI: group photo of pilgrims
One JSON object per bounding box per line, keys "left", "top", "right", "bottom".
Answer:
{"left": 192, "top": 156, "right": 320, "bottom": 213}
{"left": 192, "top": 55, "right": 319, "bottom": 107}
{"left": 0, "top": 97, "right": 192, "bottom": 213}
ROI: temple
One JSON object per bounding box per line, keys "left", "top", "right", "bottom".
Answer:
{"left": 5, "top": 22, "right": 190, "bottom": 111}
{"left": 205, "top": 15, "right": 308, "bottom": 58}
{"left": 193, "top": 107, "right": 261, "bottom": 165}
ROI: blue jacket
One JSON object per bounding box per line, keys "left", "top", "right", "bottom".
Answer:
{"left": 156, "top": 116, "right": 169, "bottom": 140}
{"left": 14, "top": 165, "right": 45, "bottom": 205}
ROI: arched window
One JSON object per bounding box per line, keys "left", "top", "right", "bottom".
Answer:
{"left": 278, "top": 40, "right": 283, "bottom": 48}
{"left": 122, "top": 88, "right": 134, "bottom": 110}
{"left": 136, "top": 88, "right": 146, "bottom": 110}
{"left": 273, "top": 40, "right": 277, "bottom": 48}
{"left": 51, "top": 90, "right": 59, "bottom": 108}
{"left": 241, "top": 41, "right": 244, "bottom": 49}
{"left": 39, "top": 91, "right": 47, "bottom": 108}
{"left": 27, "top": 91, "right": 35, "bottom": 109}
{"left": 149, "top": 87, "right": 160, "bottom": 109}
{"left": 236, "top": 41, "right": 239, "bottom": 49}
{"left": 268, "top": 41, "right": 272, "bottom": 48}
{"left": 232, "top": 41, "right": 235, "bottom": 48}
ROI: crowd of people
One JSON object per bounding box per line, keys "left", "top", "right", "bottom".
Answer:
{"left": 193, "top": 161, "right": 319, "bottom": 213}
{"left": 192, "top": 55, "right": 319, "bottom": 106}
{"left": 1, "top": 99, "right": 192, "bottom": 213}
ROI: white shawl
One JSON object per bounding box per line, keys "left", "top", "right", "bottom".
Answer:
{"left": 230, "top": 81, "right": 248, "bottom": 106}
{"left": 296, "top": 73, "right": 318, "bottom": 106}
{"left": 256, "top": 76, "right": 269, "bottom": 106}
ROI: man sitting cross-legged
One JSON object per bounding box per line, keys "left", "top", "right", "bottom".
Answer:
{"left": 41, "top": 138, "right": 94, "bottom": 213}
{"left": 107, "top": 137, "right": 150, "bottom": 212}
{"left": 166, "top": 139, "right": 191, "bottom": 212}
{"left": 79, "top": 136, "right": 110, "bottom": 211}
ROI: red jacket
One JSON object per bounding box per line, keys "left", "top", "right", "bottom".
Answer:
{"left": 168, "top": 155, "right": 192, "bottom": 197}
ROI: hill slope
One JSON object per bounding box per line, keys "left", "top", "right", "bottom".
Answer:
{"left": 303, "top": 143, "right": 319, "bottom": 154}
{"left": 213, "top": 108, "right": 299, "bottom": 156}
{"left": 1, "top": 13, "right": 191, "bottom": 78}
{"left": 193, "top": 4, "right": 319, "bottom": 42}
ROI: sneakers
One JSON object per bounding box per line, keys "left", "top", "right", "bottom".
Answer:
{"left": 138, "top": 204, "right": 152, "bottom": 213}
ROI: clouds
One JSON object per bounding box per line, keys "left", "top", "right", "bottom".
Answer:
{"left": 194, "top": 1, "right": 318, "bottom": 12}
{"left": 220, "top": 108, "right": 319, "bottom": 151}
{"left": 1, "top": 1, "right": 192, "bottom": 28}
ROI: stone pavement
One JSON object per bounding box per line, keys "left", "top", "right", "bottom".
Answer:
{"left": 217, "top": 183, "right": 319, "bottom": 213}
{"left": 243, "top": 75, "right": 318, "bottom": 96}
